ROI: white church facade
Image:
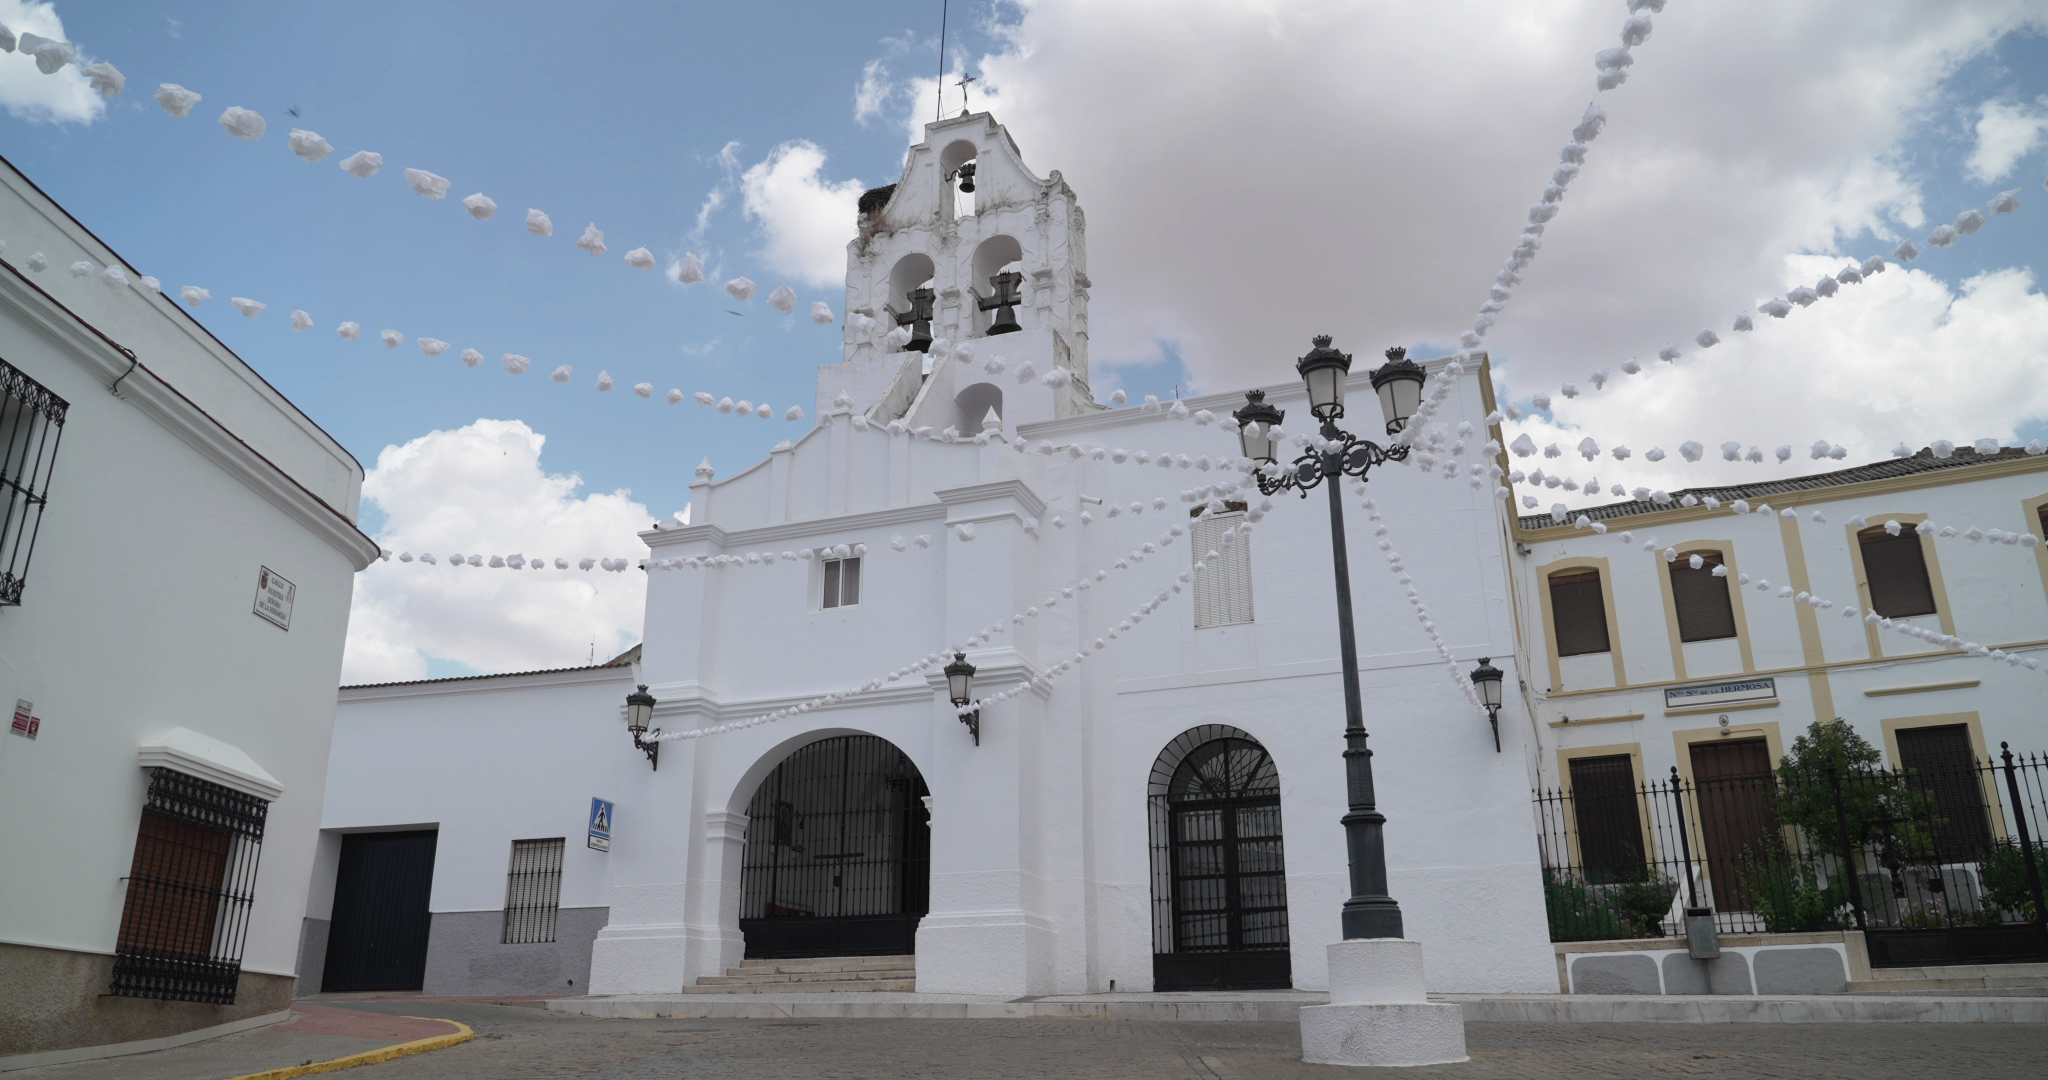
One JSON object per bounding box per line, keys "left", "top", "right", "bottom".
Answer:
{"left": 309, "top": 113, "right": 1560, "bottom": 1000}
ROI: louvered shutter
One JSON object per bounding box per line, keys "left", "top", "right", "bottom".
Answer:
{"left": 1192, "top": 512, "right": 1254, "bottom": 628}
{"left": 1549, "top": 570, "right": 1611, "bottom": 656}
{"left": 1858, "top": 529, "right": 1936, "bottom": 618}
{"left": 1668, "top": 552, "right": 1737, "bottom": 642}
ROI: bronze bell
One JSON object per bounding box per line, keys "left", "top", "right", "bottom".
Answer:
{"left": 979, "top": 270, "right": 1023, "bottom": 336}
{"left": 899, "top": 286, "right": 937, "bottom": 353}
{"left": 956, "top": 162, "right": 977, "bottom": 194}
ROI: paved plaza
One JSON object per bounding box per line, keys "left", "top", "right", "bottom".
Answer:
{"left": 24, "top": 999, "right": 2048, "bottom": 1080}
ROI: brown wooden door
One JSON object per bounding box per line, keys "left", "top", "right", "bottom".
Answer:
{"left": 1689, "top": 739, "right": 1776, "bottom": 912}
{"left": 1895, "top": 724, "right": 1993, "bottom": 862}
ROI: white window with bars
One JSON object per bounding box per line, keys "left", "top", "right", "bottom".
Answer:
{"left": 822, "top": 556, "right": 862, "bottom": 609}
{"left": 502, "top": 838, "right": 565, "bottom": 944}
{"left": 1191, "top": 510, "right": 1253, "bottom": 628}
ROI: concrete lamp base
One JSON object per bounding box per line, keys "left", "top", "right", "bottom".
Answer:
{"left": 1299, "top": 939, "right": 1468, "bottom": 1068}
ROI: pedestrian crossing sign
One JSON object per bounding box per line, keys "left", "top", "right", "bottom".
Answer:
{"left": 589, "top": 797, "right": 614, "bottom": 851}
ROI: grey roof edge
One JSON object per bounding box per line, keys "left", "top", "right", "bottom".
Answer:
{"left": 340, "top": 643, "right": 640, "bottom": 691}
{"left": 1515, "top": 446, "right": 2042, "bottom": 531}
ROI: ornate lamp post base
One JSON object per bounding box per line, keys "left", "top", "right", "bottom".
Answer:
{"left": 1299, "top": 940, "right": 1469, "bottom": 1067}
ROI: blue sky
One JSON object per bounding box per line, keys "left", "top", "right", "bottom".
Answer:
{"left": 2, "top": 1, "right": 1036, "bottom": 528}
{"left": 6, "top": 1, "right": 2047, "bottom": 680}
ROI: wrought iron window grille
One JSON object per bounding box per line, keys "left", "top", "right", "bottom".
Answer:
{"left": 503, "top": 838, "right": 566, "bottom": 944}
{"left": 110, "top": 769, "right": 269, "bottom": 1004}
{"left": 0, "top": 357, "right": 68, "bottom": 607}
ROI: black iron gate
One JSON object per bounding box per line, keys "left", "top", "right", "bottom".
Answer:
{"left": 322, "top": 831, "right": 438, "bottom": 992}
{"left": 740, "top": 735, "right": 930, "bottom": 958}
{"left": 1150, "top": 727, "right": 1292, "bottom": 990}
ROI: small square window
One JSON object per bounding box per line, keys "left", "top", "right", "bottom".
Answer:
{"left": 823, "top": 556, "right": 861, "bottom": 609}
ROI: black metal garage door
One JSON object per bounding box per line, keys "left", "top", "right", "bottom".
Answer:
{"left": 322, "top": 830, "right": 438, "bottom": 992}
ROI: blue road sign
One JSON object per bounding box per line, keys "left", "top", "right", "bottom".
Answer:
{"left": 588, "top": 797, "right": 614, "bottom": 852}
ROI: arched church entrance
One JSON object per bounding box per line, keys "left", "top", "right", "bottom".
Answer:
{"left": 1148, "top": 725, "right": 1292, "bottom": 990}
{"left": 739, "top": 734, "right": 931, "bottom": 958}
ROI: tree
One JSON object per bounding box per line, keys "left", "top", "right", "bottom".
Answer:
{"left": 1774, "top": 718, "right": 1935, "bottom": 871}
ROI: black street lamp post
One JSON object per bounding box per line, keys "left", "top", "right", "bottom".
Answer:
{"left": 1235, "top": 337, "right": 1424, "bottom": 941}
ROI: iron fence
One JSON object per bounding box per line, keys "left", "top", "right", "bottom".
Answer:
{"left": 1532, "top": 743, "right": 2048, "bottom": 967}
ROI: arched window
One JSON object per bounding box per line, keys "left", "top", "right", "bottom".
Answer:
{"left": 940, "top": 139, "right": 977, "bottom": 219}
{"left": 1147, "top": 725, "right": 1291, "bottom": 990}
{"left": 968, "top": 235, "right": 1024, "bottom": 337}
{"left": 954, "top": 382, "right": 1003, "bottom": 435}
{"left": 885, "top": 254, "right": 937, "bottom": 356}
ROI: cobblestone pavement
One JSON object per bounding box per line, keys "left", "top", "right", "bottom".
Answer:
{"left": 302, "top": 1000, "right": 2048, "bottom": 1080}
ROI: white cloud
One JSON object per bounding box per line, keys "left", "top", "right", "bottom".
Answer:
{"left": 341, "top": 419, "right": 651, "bottom": 684}
{"left": 739, "top": 141, "right": 863, "bottom": 287}
{"left": 894, "top": 0, "right": 2044, "bottom": 417}
{"left": 1966, "top": 97, "right": 2048, "bottom": 184}
{"left": 855, "top": 60, "right": 894, "bottom": 126}
{"left": 1498, "top": 254, "right": 2048, "bottom": 505}
{"left": 691, "top": 186, "right": 725, "bottom": 241}
{"left": 0, "top": 1, "right": 104, "bottom": 124}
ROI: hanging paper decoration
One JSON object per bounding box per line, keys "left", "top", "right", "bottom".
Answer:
{"left": 404, "top": 168, "right": 451, "bottom": 200}
{"left": 288, "top": 130, "right": 333, "bottom": 163}
{"left": 218, "top": 106, "right": 266, "bottom": 142}
{"left": 338, "top": 150, "right": 383, "bottom": 178}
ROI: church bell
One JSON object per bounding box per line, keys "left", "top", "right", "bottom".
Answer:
{"left": 899, "top": 286, "right": 937, "bottom": 353}
{"left": 979, "top": 270, "right": 1024, "bottom": 336}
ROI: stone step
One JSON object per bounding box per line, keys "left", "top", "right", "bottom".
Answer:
{"left": 1847, "top": 977, "right": 2048, "bottom": 995}
{"left": 1855, "top": 961, "right": 2048, "bottom": 983}
{"left": 682, "top": 978, "right": 919, "bottom": 994}
{"left": 1845, "top": 986, "right": 2048, "bottom": 997}
{"left": 733, "top": 955, "right": 915, "bottom": 975}
{"left": 699, "top": 970, "right": 916, "bottom": 986}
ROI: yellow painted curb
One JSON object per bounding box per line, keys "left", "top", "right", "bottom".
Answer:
{"left": 221, "top": 1017, "right": 473, "bottom": 1080}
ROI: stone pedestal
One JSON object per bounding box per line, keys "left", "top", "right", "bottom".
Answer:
{"left": 1299, "top": 939, "right": 1467, "bottom": 1067}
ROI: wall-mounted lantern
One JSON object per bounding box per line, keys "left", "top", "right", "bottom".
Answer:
{"left": 625, "top": 684, "right": 660, "bottom": 770}
{"left": 945, "top": 653, "right": 980, "bottom": 745}
{"left": 1469, "top": 659, "right": 1504, "bottom": 752}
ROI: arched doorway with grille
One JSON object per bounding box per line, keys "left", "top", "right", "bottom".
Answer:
{"left": 738, "top": 734, "right": 931, "bottom": 958}
{"left": 1148, "top": 725, "right": 1293, "bottom": 990}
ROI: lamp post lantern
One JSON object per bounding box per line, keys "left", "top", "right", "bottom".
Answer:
{"left": 1470, "top": 658, "right": 1505, "bottom": 752}
{"left": 1235, "top": 336, "right": 1421, "bottom": 942}
{"left": 624, "top": 684, "right": 660, "bottom": 770}
{"left": 945, "top": 652, "right": 980, "bottom": 745}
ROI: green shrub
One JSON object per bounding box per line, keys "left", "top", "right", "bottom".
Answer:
{"left": 1739, "top": 840, "right": 1850, "bottom": 933}
{"left": 1543, "top": 867, "right": 1675, "bottom": 942}
{"left": 1544, "top": 869, "right": 1624, "bottom": 942}
{"left": 1980, "top": 839, "right": 2048, "bottom": 922}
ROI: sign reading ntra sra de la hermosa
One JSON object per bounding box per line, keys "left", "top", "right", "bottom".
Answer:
{"left": 1665, "top": 677, "right": 1776, "bottom": 711}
